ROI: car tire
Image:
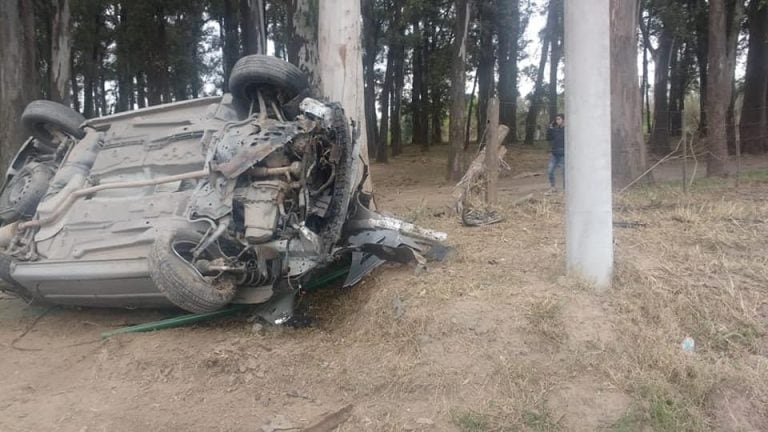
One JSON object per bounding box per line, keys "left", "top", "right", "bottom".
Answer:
{"left": 148, "top": 227, "right": 236, "bottom": 313}
{"left": 229, "top": 55, "right": 309, "bottom": 104}
{"left": 21, "top": 100, "right": 86, "bottom": 145}
{"left": 0, "top": 162, "right": 56, "bottom": 224}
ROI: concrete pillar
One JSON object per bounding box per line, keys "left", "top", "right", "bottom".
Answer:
{"left": 564, "top": 0, "right": 614, "bottom": 289}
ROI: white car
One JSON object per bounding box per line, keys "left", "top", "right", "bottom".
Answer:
{"left": 0, "top": 55, "right": 445, "bottom": 323}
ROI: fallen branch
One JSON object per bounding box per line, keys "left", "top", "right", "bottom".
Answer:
{"left": 453, "top": 125, "right": 510, "bottom": 225}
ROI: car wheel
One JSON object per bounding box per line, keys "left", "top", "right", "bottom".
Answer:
{"left": 0, "top": 162, "right": 56, "bottom": 224}
{"left": 148, "top": 227, "right": 236, "bottom": 313}
{"left": 229, "top": 55, "right": 309, "bottom": 105}
{"left": 21, "top": 100, "right": 86, "bottom": 146}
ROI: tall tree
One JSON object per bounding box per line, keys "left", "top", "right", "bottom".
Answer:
{"left": 706, "top": 0, "right": 744, "bottom": 176}
{"left": 221, "top": 0, "right": 240, "bottom": 92}
{"left": 524, "top": 1, "right": 554, "bottom": 145}
{"left": 740, "top": 0, "right": 768, "bottom": 154}
{"left": 287, "top": 0, "right": 320, "bottom": 94}
{"left": 0, "top": 0, "right": 38, "bottom": 172}
{"left": 50, "top": 0, "right": 72, "bottom": 104}
{"left": 361, "top": 0, "right": 379, "bottom": 159}
{"left": 476, "top": 0, "right": 495, "bottom": 132}
{"left": 379, "top": 47, "right": 394, "bottom": 163}
{"left": 611, "top": 0, "right": 647, "bottom": 188}
{"left": 317, "top": 0, "right": 372, "bottom": 192}
{"left": 448, "top": 0, "right": 472, "bottom": 180}
{"left": 648, "top": 5, "right": 676, "bottom": 155}
{"left": 390, "top": 1, "right": 407, "bottom": 156}
{"left": 240, "top": 0, "right": 266, "bottom": 55}
{"left": 497, "top": 0, "right": 520, "bottom": 144}
{"left": 547, "top": 0, "right": 562, "bottom": 122}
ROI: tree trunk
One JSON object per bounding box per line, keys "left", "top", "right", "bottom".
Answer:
{"left": 497, "top": 0, "right": 519, "bottom": 144}
{"left": 115, "top": 2, "right": 131, "bottom": 112}
{"left": 390, "top": 9, "right": 406, "bottom": 157}
{"left": 695, "top": 0, "right": 709, "bottom": 135}
{"left": 412, "top": 19, "right": 427, "bottom": 150}
{"left": 136, "top": 71, "right": 147, "bottom": 109}
{"left": 240, "top": 0, "right": 266, "bottom": 55}
{"left": 739, "top": 0, "right": 768, "bottom": 154}
{"left": 98, "top": 47, "right": 107, "bottom": 114}
{"left": 222, "top": 0, "right": 240, "bottom": 92}
{"left": 361, "top": 0, "right": 378, "bottom": 160}
{"left": 0, "top": 0, "right": 38, "bottom": 173}
{"left": 610, "top": 0, "right": 647, "bottom": 188}
{"left": 640, "top": 10, "right": 652, "bottom": 133}
{"left": 431, "top": 89, "right": 443, "bottom": 145}
{"left": 649, "top": 27, "right": 674, "bottom": 155}
{"left": 50, "top": 0, "right": 72, "bottom": 105}
{"left": 548, "top": 0, "right": 563, "bottom": 122}
{"left": 448, "top": 0, "right": 471, "bottom": 180}
{"left": 317, "top": 0, "right": 372, "bottom": 193}
{"left": 289, "top": 0, "right": 320, "bottom": 94}
{"left": 70, "top": 52, "right": 80, "bottom": 112}
{"left": 523, "top": 2, "right": 553, "bottom": 146}
{"left": 378, "top": 49, "right": 394, "bottom": 163}
{"left": 706, "top": 0, "right": 743, "bottom": 176}
{"left": 476, "top": 0, "right": 495, "bottom": 132}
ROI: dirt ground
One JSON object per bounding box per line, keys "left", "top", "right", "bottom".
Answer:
{"left": 1, "top": 145, "right": 767, "bottom": 432}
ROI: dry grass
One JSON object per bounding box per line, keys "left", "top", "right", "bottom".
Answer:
{"left": 606, "top": 177, "right": 768, "bottom": 431}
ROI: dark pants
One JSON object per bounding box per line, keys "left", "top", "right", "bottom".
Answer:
{"left": 547, "top": 153, "right": 565, "bottom": 188}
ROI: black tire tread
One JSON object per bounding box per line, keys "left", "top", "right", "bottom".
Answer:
{"left": 229, "top": 55, "right": 309, "bottom": 103}
{"left": 21, "top": 100, "right": 86, "bottom": 141}
{"left": 148, "top": 228, "right": 235, "bottom": 313}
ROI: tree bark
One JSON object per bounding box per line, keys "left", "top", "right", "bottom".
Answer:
{"left": 649, "top": 27, "right": 674, "bottom": 155}
{"left": 0, "top": 0, "right": 38, "bottom": 173}
{"left": 640, "top": 10, "right": 652, "bottom": 133}
{"left": 222, "top": 0, "right": 240, "bottom": 92}
{"left": 706, "top": 0, "right": 743, "bottom": 176}
{"left": 378, "top": 49, "right": 394, "bottom": 163}
{"left": 390, "top": 7, "right": 406, "bottom": 156}
{"left": 317, "top": 0, "right": 372, "bottom": 193}
{"left": 523, "top": 1, "right": 553, "bottom": 146}
{"left": 412, "top": 19, "right": 427, "bottom": 150}
{"left": 497, "top": 0, "right": 520, "bottom": 144}
{"left": 240, "top": 0, "right": 266, "bottom": 55}
{"left": 548, "top": 0, "right": 563, "bottom": 122}
{"left": 289, "top": 0, "right": 320, "bottom": 94}
{"left": 610, "top": 0, "right": 647, "bottom": 188}
{"left": 114, "top": 2, "right": 131, "bottom": 112}
{"left": 136, "top": 71, "right": 147, "bottom": 109}
{"left": 695, "top": 0, "right": 709, "bottom": 135}
{"left": 448, "top": 0, "right": 471, "bottom": 180}
{"left": 476, "top": 0, "right": 495, "bottom": 132}
{"left": 739, "top": 0, "right": 768, "bottom": 154}
{"left": 70, "top": 52, "right": 80, "bottom": 112}
{"left": 361, "top": 0, "right": 379, "bottom": 160}
{"left": 50, "top": 0, "right": 72, "bottom": 105}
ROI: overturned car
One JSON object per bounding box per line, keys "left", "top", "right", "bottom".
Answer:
{"left": 0, "top": 55, "right": 445, "bottom": 323}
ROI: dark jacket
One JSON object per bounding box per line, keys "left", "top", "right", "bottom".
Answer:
{"left": 546, "top": 126, "right": 565, "bottom": 156}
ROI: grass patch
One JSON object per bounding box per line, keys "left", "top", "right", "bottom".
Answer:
{"left": 522, "top": 406, "right": 562, "bottom": 431}
{"left": 611, "top": 386, "right": 703, "bottom": 432}
{"left": 450, "top": 409, "right": 490, "bottom": 432}
{"left": 525, "top": 297, "right": 565, "bottom": 343}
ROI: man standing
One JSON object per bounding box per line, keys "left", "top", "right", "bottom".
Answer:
{"left": 545, "top": 113, "right": 565, "bottom": 193}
